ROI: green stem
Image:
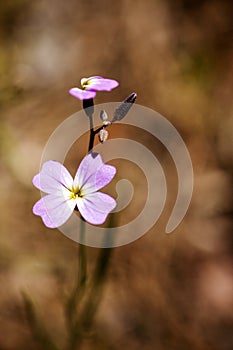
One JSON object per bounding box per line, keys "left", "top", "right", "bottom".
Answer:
{"left": 75, "top": 215, "right": 116, "bottom": 335}
{"left": 67, "top": 216, "right": 87, "bottom": 296}
{"left": 66, "top": 219, "right": 87, "bottom": 350}
{"left": 80, "top": 248, "right": 113, "bottom": 332}
{"left": 78, "top": 219, "right": 87, "bottom": 288}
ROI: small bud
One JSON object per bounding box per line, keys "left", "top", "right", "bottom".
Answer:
{"left": 98, "top": 128, "right": 109, "bottom": 143}
{"left": 100, "top": 110, "right": 108, "bottom": 122}
{"left": 111, "top": 92, "right": 137, "bottom": 123}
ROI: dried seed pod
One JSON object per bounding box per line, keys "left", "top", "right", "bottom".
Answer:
{"left": 100, "top": 110, "right": 108, "bottom": 122}
{"left": 98, "top": 128, "right": 109, "bottom": 143}
{"left": 111, "top": 92, "right": 137, "bottom": 123}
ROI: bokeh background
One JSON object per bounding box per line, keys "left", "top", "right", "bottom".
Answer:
{"left": 0, "top": 0, "right": 232, "bottom": 349}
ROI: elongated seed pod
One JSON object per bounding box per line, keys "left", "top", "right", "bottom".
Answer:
{"left": 111, "top": 92, "right": 137, "bottom": 122}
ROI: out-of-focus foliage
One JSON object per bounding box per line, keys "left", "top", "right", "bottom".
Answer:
{"left": 0, "top": 0, "right": 232, "bottom": 349}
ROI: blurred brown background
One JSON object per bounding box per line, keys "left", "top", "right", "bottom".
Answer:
{"left": 0, "top": 0, "right": 232, "bottom": 349}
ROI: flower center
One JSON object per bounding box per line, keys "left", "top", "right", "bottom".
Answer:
{"left": 69, "top": 187, "right": 83, "bottom": 200}
{"left": 81, "top": 78, "right": 91, "bottom": 90}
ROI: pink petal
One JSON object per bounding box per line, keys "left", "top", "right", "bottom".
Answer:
{"left": 32, "top": 160, "right": 73, "bottom": 193}
{"left": 69, "top": 87, "right": 96, "bottom": 100}
{"left": 33, "top": 193, "right": 75, "bottom": 228}
{"left": 77, "top": 192, "right": 116, "bottom": 225}
{"left": 73, "top": 153, "right": 116, "bottom": 194}
{"left": 86, "top": 77, "right": 119, "bottom": 92}
{"left": 83, "top": 164, "right": 116, "bottom": 194}
{"left": 74, "top": 153, "right": 103, "bottom": 187}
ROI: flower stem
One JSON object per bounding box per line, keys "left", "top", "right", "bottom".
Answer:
{"left": 88, "top": 113, "right": 95, "bottom": 152}
{"left": 77, "top": 219, "right": 87, "bottom": 289}
{"left": 65, "top": 219, "right": 87, "bottom": 350}
{"left": 66, "top": 98, "right": 118, "bottom": 347}
{"left": 82, "top": 247, "right": 113, "bottom": 330}
{"left": 66, "top": 103, "right": 95, "bottom": 348}
{"left": 75, "top": 214, "right": 116, "bottom": 336}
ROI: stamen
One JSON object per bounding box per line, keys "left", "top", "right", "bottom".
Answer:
{"left": 69, "top": 187, "right": 83, "bottom": 199}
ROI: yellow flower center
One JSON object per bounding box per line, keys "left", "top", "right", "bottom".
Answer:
{"left": 81, "top": 78, "right": 91, "bottom": 90}
{"left": 69, "top": 187, "right": 83, "bottom": 200}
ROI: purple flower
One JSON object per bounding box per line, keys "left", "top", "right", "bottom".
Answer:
{"left": 32, "top": 153, "right": 116, "bottom": 228}
{"left": 69, "top": 76, "right": 119, "bottom": 100}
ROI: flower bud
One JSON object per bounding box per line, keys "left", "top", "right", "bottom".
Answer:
{"left": 100, "top": 110, "right": 108, "bottom": 122}
{"left": 111, "top": 92, "right": 137, "bottom": 122}
{"left": 98, "top": 128, "right": 109, "bottom": 143}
